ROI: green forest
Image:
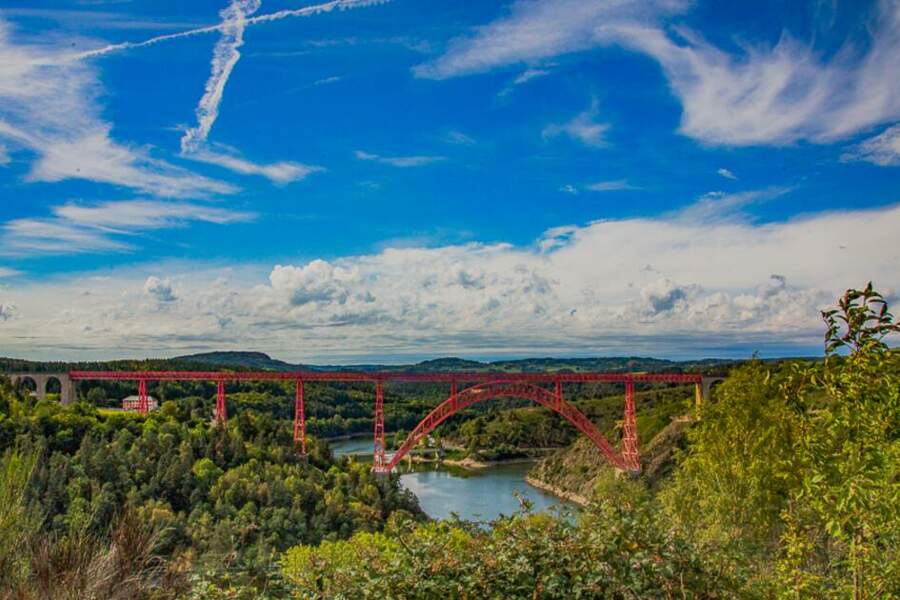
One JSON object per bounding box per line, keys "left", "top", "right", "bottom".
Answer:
{"left": 1, "top": 285, "right": 898, "bottom": 598}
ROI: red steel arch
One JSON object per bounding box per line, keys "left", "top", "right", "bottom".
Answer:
{"left": 382, "top": 380, "right": 635, "bottom": 473}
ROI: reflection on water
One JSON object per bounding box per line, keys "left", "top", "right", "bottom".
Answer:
{"left": 327, "top": 436, "right": 574, "bottom": 522}
{"left": 399, "top": 462, "right": 572, "bottom": 522}
{"left": 328, "top": 435, "right": 373, "bottom": 457}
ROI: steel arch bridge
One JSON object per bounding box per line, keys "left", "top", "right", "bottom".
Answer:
{"left": 60, "top": 370, "right": 711, "bottom": 474}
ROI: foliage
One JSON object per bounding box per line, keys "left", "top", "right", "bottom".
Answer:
{"left": 281, "top": 481, "right": 733, "bottom": 599}
{"left": 0, "top": 447, "right": 42, "bottom": 589}
{"left": 662, "top": 284, "right": 900, "bottom": 598}
{"left": 0, "top": 380, "right": 422, "bottom": 595}
{"left": 776, "top": 284, "right": 900, "bottom": 598}
{"left": 0, "top": 447, "right": 185, "bottom": 599}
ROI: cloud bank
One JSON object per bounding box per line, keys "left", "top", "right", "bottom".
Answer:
{"left": 2, "top": 196, "right": 898, "bottom": 361}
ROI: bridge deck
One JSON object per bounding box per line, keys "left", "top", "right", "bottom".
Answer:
{"left": 68, "top": 370, "right": 702, "bottom": 384}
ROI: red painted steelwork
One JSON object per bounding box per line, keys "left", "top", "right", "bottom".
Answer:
{"left": 621, "top": 381, "right": 639, "bottom": 471}
{"left": 138, "top": 379, "right": 148, "bottom": 415}
{"left": 381, "top": 381, "right": 632, "bottom": 473}
{"left": 216, "top": 379, "right": 226, "bottom": 424}
{"left": 69, "top": 371, "right": 702, "bottom": 384}
{"left": 293, "top": 380, "right": 306, "bottom": 456}
{"left": 373, "top": 382, "right": 386, "bottom": 471}
{"left": 70, "top": 370, "right": 704, "bottom": 474}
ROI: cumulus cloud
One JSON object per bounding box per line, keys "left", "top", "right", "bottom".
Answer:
{"left": 717, "top": 168, "right": 737, "bottom": 180}
{"left": 641, "top": 278, "right": 691, "bottom": 315}
{"left": 542, "top": 98, "right": 609, "bottom": 147}
{"left": 759, "top": 274, "right": 787, "bottom": 299}
{"left": 144, "top": 276, "right": 177, "bottom": 303}
{"left": 841, "top": 124, "right": 900, "bottom": 166}
{"left": 1, "top": 196, "right": 898, "bottom": 361}
{"left": 268, "top": 260, "right": 362, "bottom": 306}
{"left": 0, "top": 302, "right": 17, "bottom": 322}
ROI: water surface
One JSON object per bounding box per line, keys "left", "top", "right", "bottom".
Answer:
{"left": 328, "top": 437, "right": 573, "bottom": 521}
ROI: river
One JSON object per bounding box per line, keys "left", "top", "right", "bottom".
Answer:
{"left": 328, "top": 437, "right": 573, "bottom": 521}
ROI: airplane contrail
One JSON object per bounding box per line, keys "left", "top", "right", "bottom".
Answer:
{"left": 181, "top": 0, "right": 261, "bottom": 154}
{"left": 67, "top": 0, "right": 388, "bottom": 62}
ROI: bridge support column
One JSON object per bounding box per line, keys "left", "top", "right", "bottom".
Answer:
{"left": 138, "top": 379, "right": 148, "bottom": 415}
{"left": 621, "top": 381, "right": 639, "bottom": 471}
{"left": 554, "top": 379, "right": 562, "bottom": 409}
{"left": 61, "top": 377, "right": 76, "bottom": 405}
{"left": 294, "top": 380, "right": 306, "bottom": 458}
{"left": 216, "top": 379, "right": 226, "bottom": 424}
{"left": 699, "top": 377, "right": 725, "bottom": 405}
{"left": 373, "top": 381, "right": 387, "bottom": 473}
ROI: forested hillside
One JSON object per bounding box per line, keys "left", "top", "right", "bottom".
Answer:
{"left": 0, "top": 382, "right": 422, "bottom": 598}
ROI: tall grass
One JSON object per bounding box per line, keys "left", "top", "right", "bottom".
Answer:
{"left": 0, "top": 449, "right": 187, "bottom": 600}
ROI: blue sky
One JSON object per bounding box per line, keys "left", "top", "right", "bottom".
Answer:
{"left": 0, "top": 0, "right": 898, "bottom": 362}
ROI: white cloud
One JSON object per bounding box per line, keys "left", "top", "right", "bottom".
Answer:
{"left": 498, "top": 67, "right": 553, "bottom": 97}
{"left": 28, "top": 132, "right": 236, "bottom": 197}
{"left": 419, "top": 0, "right": 900, "bottom": 147}
{"left": 144, "top": 276, "right": 177, "bottom": 303}
{"left": 585, "top": 179, "right": 637, "bottom": 192}
{"left": 355, "top": 150, "right": 446, "bottom": 168}
{"left": 641, "top": 278, "right": 692, "bottom": 315}
{"left": 513, "top": 68, "right": 552, "bottom": 85}
{"left": 0, "top": 200, "right": 254, "bottom": 256}
{"left": 0, "top": 267, "right": 19, "bottom": 278}
{"left": 2, "top": 197, "right": 898, "bottom": 360}
{"left": 841, "top": 124, "right": 900, "bottom": 166}
{"left": 559, "top": 184, "right": 578, "bottom": 194}
{"left": 312, "top": 75, "right": 342, "bottom": 86}
{"left": 269, "top": 260, "right": 362, "bottom": 306}
{"left": 445, "top": 130, "right": 476, "bottom": 145}
{"left": 188, "top": 148, "right": 324, "bottom": 184}
{"left": 0, "top": 302, "right": 17, "bottom": 322}
{"left": 414, "top": 0, "right": 687, "bottom": 79}
{"left": 602, "top": 20, "right": 900, "bottom": 145}
{"left": 0, "top": 19, "right": 234, "bottom": 198}
{"left": 717, "top": 168, "right": 737, "bottom": 180}
{"left": 54, "top": 200, "right": 254, "bottom": 229}
{"left": 670, "top": 187, "right": 789, "bottom": 224}
{"left": 1, "top": 219, "right": 129, "bottom": 255}
{"left": 542, "top": 98, "right": 609, "bottom": 147}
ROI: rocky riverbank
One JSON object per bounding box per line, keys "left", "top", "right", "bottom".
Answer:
{"left": 523, "top": 475, "right": 589, "bottom": 506}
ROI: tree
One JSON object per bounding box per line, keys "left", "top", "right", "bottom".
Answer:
{"left": 778, "top": 284, "right": 900, "bottom": 598}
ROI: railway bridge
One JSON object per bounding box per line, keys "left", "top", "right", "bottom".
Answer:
{"left": 9, "top": 369, "right": 722, "bottom": 474}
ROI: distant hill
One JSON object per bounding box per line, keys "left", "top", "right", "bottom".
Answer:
{"left": 170, "top": 351, "right": 302, "bottom": 371}
{"left": 166, "top": 351, "right": 737, "bottom": 375}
